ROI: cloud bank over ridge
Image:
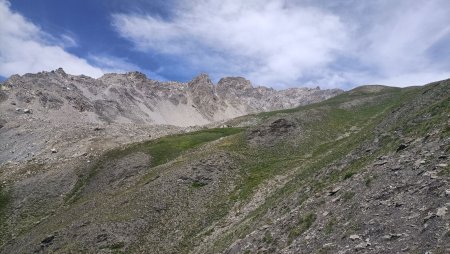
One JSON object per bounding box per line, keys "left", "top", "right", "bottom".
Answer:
{"left": 112, "top": 0, "right": 450, "bottom": 88}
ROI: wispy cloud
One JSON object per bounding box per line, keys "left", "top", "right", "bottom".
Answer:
{"left": 59, "top": 33, "right": 78, "bottom": 48}
{"left": 0, "top": 1, "right": 102, "bottom": 77}
{"left": 112, "top": 1, "right": 348, "bottom": 88}
{"left": 0, "top": 0, "right": 136, "bottom": 78}
{"left": 112, "top": 0, "right": 450, "bottom": 88}
{"left": 88, "top": 54, "right": 166, "bottom": 80}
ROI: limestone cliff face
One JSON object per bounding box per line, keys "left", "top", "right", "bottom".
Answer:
{"left": 0, "top": 68, "right": 342, "bottom": 126}
{"left": 187, "top": 73, "right": 219, "bottom": 120}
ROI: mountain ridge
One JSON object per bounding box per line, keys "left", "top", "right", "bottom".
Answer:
{"left": 0, "top": 68, "right": 342, "bottom": 126}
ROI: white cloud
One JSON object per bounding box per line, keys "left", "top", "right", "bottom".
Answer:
{"left": 112, "top": 0, "right": 450, "bottom": 88}
{"left": 59, "top": 34, "right": 78, "bottom": 48}
{"left": 0, "top": 0, "right": 124, "bottom": 78}
{"left": 356, "top": 0, "right": 450, "bottom": 78}
{"left": 88, "top": 54, "right": 167, "bottom": 80}
{"left": 112, "top": 1, "right": 348, "bottom": 86}
{"left": 373, "top": 71, "right": 450, "bottom": 87}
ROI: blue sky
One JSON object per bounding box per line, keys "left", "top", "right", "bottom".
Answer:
{"left": 1, "top": 0, "right": 450, "bottom": 89}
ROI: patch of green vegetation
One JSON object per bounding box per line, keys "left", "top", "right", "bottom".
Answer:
{"left": 324, "top": 217, "right": 337, "bottom": 235}
{"left": 365, "top": 176, "right": 373, "bottom": 187}
{"left": 109, "top": 242, "right": 125, "bottom": 249}
{"left": 395, "top": 87, "right": 450, "bottom": 138}
{"left": 343, "top": 171, "right": 356, "bottom": 180}
{"left": 262, "top": 231, "right": 273, "bottom": 244}
{"left": 65, "top": 128, "right": 244, "bottom": 204}
{"left": 99, "top": 241, "right": 125, "bottom": 253}
{"left": 288, "top": 212, "right": 316, "bottom": 244}
{"left": 0, "top": 185, "right": 9, "bottom": 215}
{"left": 143, "top": 128, "right": 244, "bottom": 167}
{"left": 441, "top": 124, "right": 450, "bottom": 137}
{"left": 191, "top": 181, "right": 208, "bottom": 188}
{"left": 138, "top": 171, "right": 159, "bottom": 185}
{"left": 203, "top": 227, "right": 215, "bottom": 237}
{"left": 438, "top": 165, "right": 450, "bottom": 176}
{"left": 230, "top": 151, "right": 292, "bottom": 202}
{"left": 0, "top": 185, "right": 11, "bottom": 247}
{"left": 342, "top": 191, "right": 355, "bottom": 202}
{"left": 344, "top": 221, "right": 362, "bottom": 236}
{"left": 64, "top": 161, "right": 100, "bottom": 204}
{"left": 316, "top": 246, "right": 334, "bottom": 254}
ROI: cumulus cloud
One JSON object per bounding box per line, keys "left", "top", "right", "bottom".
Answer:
{"left": 112, "top": 0, "right": 450, "bottom": 88}
{"left": 354, "top": 0, "right": 450, "bottom": 86}
{"left": 112, "top": 1, "right": 348, "bottom": 87}
{"left": 0, "top": 0, "right": 125, "bottom": 78}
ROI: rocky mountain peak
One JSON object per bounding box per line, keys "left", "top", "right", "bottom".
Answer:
{"left": 0, "top": 70, "right": 343, "bottom": 127}
{"left": 188, "top": 73, "right": 214, "bottom": 89}
{"left": 54, "top": 67, "right": 66, "bottom": 75}
{"left": 217, "top": 77, "right": 253, "bottom": 92}
{"left": 125, "top": 71, "right": 147, "bottom": 81}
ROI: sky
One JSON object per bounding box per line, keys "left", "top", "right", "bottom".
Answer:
{"left": 0, "top": 0, "right": 449, "bottom": 89}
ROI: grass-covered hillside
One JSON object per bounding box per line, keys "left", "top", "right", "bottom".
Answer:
{"left": 1, "top": 80, "right": 449, "bottom": 253}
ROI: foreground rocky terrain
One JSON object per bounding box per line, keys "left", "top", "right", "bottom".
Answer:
{"left": 0, "top": 75, "right": 449, "bottom": 253}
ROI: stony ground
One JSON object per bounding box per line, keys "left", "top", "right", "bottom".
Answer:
{"left": 0, "top": 78, "right": 449, "bottom": 253}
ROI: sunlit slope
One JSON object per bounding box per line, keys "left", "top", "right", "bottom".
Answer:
{"left": 2, "top": 79, "right": 450, "bottom": 253}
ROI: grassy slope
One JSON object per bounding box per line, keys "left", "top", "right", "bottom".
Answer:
{"left": 51, "top": 86, "right": 419, "bottom": 253}
{"left": 0, "top": 128, "right": 245, "bottom": 251}
{"left": 0, "top": 186, "right": 9, "bottom": 245}
{"left": 199, "top": 80, "right": 450, "bottom": 253}
{"left": 65, "top": 127, "right": 244, "bottom": 204}
{"left": 198, "top": 86, "right": 422, "bottom": 252}
{"left": 6, "top": 80, "right": 450, "bottom": 253}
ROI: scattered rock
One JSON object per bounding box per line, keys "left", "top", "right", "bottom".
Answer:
{"left": 374, "top": 161, "right": 388, "bottom": 166}
{"left": 331, "top": 196, "right": 341, "bottom": 202}
{"left": 96, "top": 233, "right": 108, "bottom": 243}
{"left": 349, "top": 234, "right": 361, "bottom": 241}
{"left": 322, "top": 243, "right": 334, "bottom": 248}
{"left": 51, "top": 148, "right": 57, "bottom": 153}
{"left": 328, "top": 187, "right": 341, "bottom": 196}
{"left": 396, "top": 144, "right": 408, "bottom": 152}
{"left": 23, "top": 109, "right": 32, "bottom": 114}
{"left": 354, "top": 241, "right": 370, "bottom": 250}
{"left": 41, "top": 234, "right": 55, "bottom": 246}
{"left": 0, "top": 119, "right": 6, "bottom": 129}
{"left": 436, "top": 207, "right": 447, "bottom": 217}
{"left": 390, "top": 165, "right": 402, "bottom": 171}
{"left": 424, "top": 213, "right": 437, "bottom": 222}
{"left": 382, "top": 233, "right": 402, "bottom": 240}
